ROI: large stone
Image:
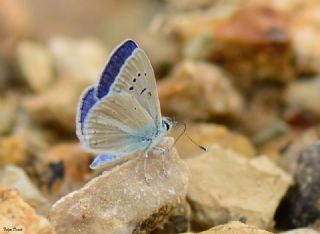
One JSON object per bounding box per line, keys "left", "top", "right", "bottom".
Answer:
{"left": 0, "top": 185, "right": 55, "bottom": 234}
{"left": 0, "top": 165, "right": 49, "bottom": 214}
{"left": 48, "top": 137, "right": 189, "bottom": 234}
{"left": 187, "top": 146, "right": 292, "bottom": 230}
{"left": 17, "top": 41, "right": 55, "bottom": 92}
{"left": 158, "top": 61, "right": 243, "bottom": 121}
{"left": 174, "top": 123, "right": 255, "bottom": 159}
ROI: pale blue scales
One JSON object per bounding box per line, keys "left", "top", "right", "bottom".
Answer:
{"left": 76, "top": 39, "right": 174, "bottom": 174}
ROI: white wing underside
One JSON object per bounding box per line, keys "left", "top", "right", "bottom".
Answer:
{"left": 83, "top": 92, "right": 156, "bottom": 155}
{"left": 110, "top": 48, "right": 162, "bottom": 132}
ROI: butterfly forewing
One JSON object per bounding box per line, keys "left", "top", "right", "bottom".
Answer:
{"left": 109, "top": 48, "right": 162, "bottom": 133}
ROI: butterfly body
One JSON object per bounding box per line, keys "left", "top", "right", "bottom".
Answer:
{"left": 76, "top": 39, "right": 174, "bottom": 172}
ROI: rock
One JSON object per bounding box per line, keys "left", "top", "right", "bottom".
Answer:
{"left": 38, "top": 143, "right": 92, "bottom": 201}
{"left": 0, "top": 165, "right": 49, "bottom": 214}
{"left": 17, "top": 41, "right": 55, "bottom": 92}
{"left": 275, "top": 142, "right": 320, "bottom": 229}
{"left": 0, "top": 135, "right": 27, "bottom": 165}
{"left": 158, "top": 61, "right": 243, "bottom": 121}
{"left": 289, "top": 3, "right": 320, "bottom": 74}
{"left": 48, "top": 137, "right": 189, "bottom": 234}
{"left": 279, "top": 228, "right": 320, "bottom": 234}
{"left": 0, "top": 185, "right": 55, "bottom": 234}
{"left": 187, "top": 146, "right": 292, "bottom": 230}
{"left": 209, "top": 5, "right": 294, "bottom": 88}
{"left": 285, "top": 78, "right": 320, "bottom": 126}
{"left": 183, "top": 221, "right": 272, "bottom": 234}
{"left": 239, "top": 85, "right": 285, "bottom": 136}
{"left": 22, "top": 78, "right": 83, "bottom": 132}
{"left": 174, "top": 123, "right": 255, "bottom": 159}
{"left": 0, "top": 97, "right": 17, "bottom": 135}
{"left": 48, "top": 36, "right": 108, "bottom": 86}
{"left": 151, "top": 200, "right": 190, "bottom": 234}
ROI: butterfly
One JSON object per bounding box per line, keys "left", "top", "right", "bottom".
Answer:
{"left": 76, "top": 39, "right": 175, "bottom": 181}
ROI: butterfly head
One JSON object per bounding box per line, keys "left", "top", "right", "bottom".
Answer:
{"left": 162, "top": 117, "right": 175, "bottom": 133}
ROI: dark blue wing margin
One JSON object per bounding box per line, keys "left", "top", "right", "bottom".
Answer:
{"left": 96, "top": 40, "right": 138, "bottom": 99}
{"left": 79, "top": 87, "right": 98, "bottom": 134}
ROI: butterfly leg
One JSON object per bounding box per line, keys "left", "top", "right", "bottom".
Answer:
{"left": 152, "top": 146, "right": 168, "bottom": 177}
{"left": 143, "top": 152, "right": 152, "bottom": 185}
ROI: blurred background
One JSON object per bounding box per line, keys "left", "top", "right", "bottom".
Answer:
{"left": 0, "top": 0, "right": 320, "bottom": 233}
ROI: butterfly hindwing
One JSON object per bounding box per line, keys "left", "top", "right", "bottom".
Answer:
{"left": 83, "top": 92, "right": 156, "bottom": 155}
{"left": 76, "top": 86, "right": 98, "bottom": 140}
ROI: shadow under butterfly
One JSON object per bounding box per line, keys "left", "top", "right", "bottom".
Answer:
{"left": 76, "top": 39, "right": 206, "bottom": 183}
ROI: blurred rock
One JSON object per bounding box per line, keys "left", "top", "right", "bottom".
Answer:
{"left": 279, "top": 229, "right": 320, "bottom": 234}
{"left": 22, "top": 78, "right": 82, "bottom": 132}
{"left": 275, "top": 142, "right": 320, "bottom": 229}
{"left": 183, "top": 221, "right": 272, "bottom": 234}
{"left": 174, "top": 123, "right": 255, "bottom": 159}
{"left": 279, "top": 127, "right": 320, "bottom": 173}
{"left": 0, "top": 165, "right": 49, "bottom": 214}
{"left": 0, "top": 185, "right": 55, "bottom": 234}
{"left": 0, "top": 97, "right": 17, "bottom": 135}
{"left": 187, "top": 146, "right": 292, "bottom": 230}
{"left": 240, "top": 85, "right": 284, "bottom": 136}
{"left": 290, "top": 3, "right": 320, "bottom": 74}
{"left": 0, "top": 0, "right": 31, "bottom": 59}
{"left": 285, "top": 78, "right": 320, "bottom": 126}
{"left": 158, "top": 61, "right": 243, "bottom": 121}
{"left": 17, "top": 41, "right": 55, "bottom": 92}
{"left": 48, "top": 36, "right": 108, "bottom": 86}
{"left": 38, "top": 143, "right": 92, "bottom": 201}
{"left": 22, "top": 37, "right": 108, "bottom": 132}
{"left": 152, "top": 201, "right": 190, "bottom": 234}
{"left": 0, "top": 135, "right": 27, "bottom": 165}
{"left": 209, "top": 5, "right": 294, "bottom": 88}
{"left": 48, "top": 137, "right": 188, "bottom": 234}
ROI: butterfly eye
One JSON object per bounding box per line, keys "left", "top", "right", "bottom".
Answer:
{"left": 162, "top": 120, "right": 170, "bottom": 131}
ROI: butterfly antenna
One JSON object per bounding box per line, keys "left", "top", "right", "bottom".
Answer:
{"left": 173, "top": 121, "right": 208, "bottom": 152}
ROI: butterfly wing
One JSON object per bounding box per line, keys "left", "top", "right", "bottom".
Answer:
{"left": 82, "top": 92, "right": 156, "bottom": 155}
{"left": 89, "top": 153, "right": 137, "bottom": 170}
{"left": 97, "top": 40, "right": 162, "bottom": 134}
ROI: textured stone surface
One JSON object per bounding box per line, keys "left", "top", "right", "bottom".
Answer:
{"left": 0, "top": 185, "right": 55, "bottom": 234}
{"left": 183, "top": 221, "right": 272, "bottom": 234}
{"left": 48, "top": 137, "right": 189, "bottom": 234}
{"left": 174, "top": 123, "right": 255, "bottom": 159}
{"left": 187, "top": 146, "right": 292, "bottom": 229}
{"left": 0, "top": 97, "right": 17, "bottom": 135}
{"left": 158, "top": 61, "right": 243, "bottom": 121}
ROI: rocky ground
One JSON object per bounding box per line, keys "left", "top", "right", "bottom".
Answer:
{"left": 0, "top": 0, "right": 320, "bottom": 233}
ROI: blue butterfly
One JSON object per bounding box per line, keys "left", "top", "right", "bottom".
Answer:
{"left": 76, "top": 39, "right": 174, "bottom": 179}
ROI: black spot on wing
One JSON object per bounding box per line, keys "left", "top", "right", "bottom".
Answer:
{"left": 140, "top": 88, "right": 147, "bottom": 95}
